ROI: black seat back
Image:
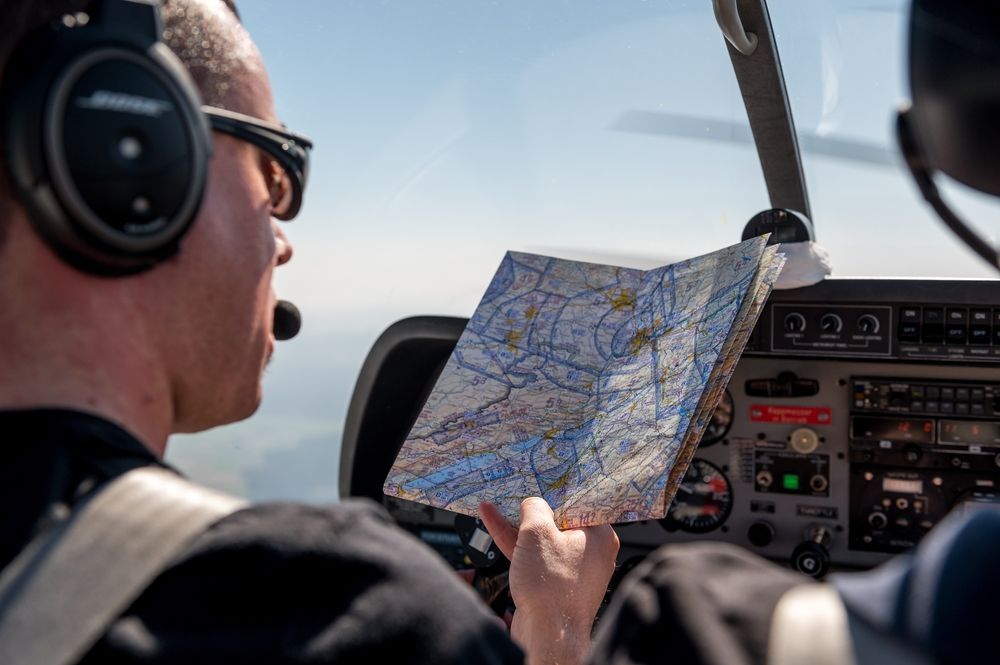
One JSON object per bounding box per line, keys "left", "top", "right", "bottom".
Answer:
{"left": 339, "top": 316, "right": 466, "bottom": 501}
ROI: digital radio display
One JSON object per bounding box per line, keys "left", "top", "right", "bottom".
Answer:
{"left": 851, "top": 416, "right": 935, "bottom": 443}
{"left": 939, "top": 420, "right": 1000, "bottom": 445}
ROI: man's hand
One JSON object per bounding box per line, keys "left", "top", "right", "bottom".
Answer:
{"left": 480, "top": 498, "right": 619, "bottom": 665}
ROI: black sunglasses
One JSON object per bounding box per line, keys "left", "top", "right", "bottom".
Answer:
{"left": 202, "top": 106, "right": 313, "bottom": 221}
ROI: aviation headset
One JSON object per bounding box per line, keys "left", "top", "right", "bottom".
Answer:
{"left": 0, "top": 0, "right": 211, "bottom": 276}
{"left": 899, "top": 0, "right": 1000, "bottom": 271}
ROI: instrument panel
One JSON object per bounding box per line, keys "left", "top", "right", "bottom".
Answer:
{"left": 344, "top": 277, "right": 1000, "bottom": 578}
{"left": 611, "top": 358, "right": 1000, "bottom": 573}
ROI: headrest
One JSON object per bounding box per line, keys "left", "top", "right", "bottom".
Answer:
{"left": 908, "top": 0, "right": 1000, "bottom": 197}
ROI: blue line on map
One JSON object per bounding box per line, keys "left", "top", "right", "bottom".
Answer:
{"left": 453, "top": 349, "right": 529, "bottom": 388}
{"left": 481, "top": 254, "right": 515, "bottom": 306}
{"left": 666, "top": 265, "right": 676, "bottom": 312}
{"left": 435, "top": 481, "right": 486, "bottom": 506}
{"left": 403, "top": 453, "right": 498, "bottom": 491}
{"left": 482, "top": 461, "right": 516, "bottom": 482}
{"left": 591, "top": 306, "right": 620, "bottom": 363}
{"left": 536, "top": 367, "right": 597, "bottom": 396}
{"left": 537, "top": 256, "right": 554, "bottom": 282}
{"left": 652, "top": 338, "right": 665, "bottom": 420}
{"left": 509, "top": 435, "right": 542, "bottom": 453}
{"left": 544, "top": 305, "right": 609, "bottom": 373}
{"left": 510, "top": 256, "right": 546, "bottom": 276}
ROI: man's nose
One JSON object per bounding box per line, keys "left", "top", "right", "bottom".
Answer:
{"left": 273, "top": 220, "right": 293, "bottom": 266}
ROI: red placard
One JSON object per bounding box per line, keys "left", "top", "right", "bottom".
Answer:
{"left": 749, "top": 405, "right": 832, "bottom": 425}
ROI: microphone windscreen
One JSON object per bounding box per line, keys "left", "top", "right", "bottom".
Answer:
{"left": 273, "top": 300, "right": 302, "bottom": 341}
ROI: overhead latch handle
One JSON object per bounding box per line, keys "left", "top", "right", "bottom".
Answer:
{"left": 713, "top": 0, "right": 758, "bottom": 55}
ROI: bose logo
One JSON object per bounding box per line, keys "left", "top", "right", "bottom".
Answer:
{"left": 75, "top": 90, "right": 173, "bottom": 118}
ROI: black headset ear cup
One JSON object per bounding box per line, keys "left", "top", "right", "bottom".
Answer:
{"left": 0, "top": 0, "right": 212, "bottom": 276}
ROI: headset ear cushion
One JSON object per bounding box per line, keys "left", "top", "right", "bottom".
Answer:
{"left": 51, "top": 47, "right": 210, "bottom": 260}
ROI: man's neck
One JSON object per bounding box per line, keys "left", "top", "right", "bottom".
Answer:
{"left": 0, "top": 223, "right": 173, "bottom": 457}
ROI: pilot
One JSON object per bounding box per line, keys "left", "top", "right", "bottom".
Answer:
{"left": 0, "top": 1, "right": 618, "bottom": 664}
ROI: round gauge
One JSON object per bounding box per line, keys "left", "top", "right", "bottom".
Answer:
{"left": 700, "top": 390, "right": 734, "bottom": 447}
{"left": 662, "top": 459, "right": 733, "bottom": 533}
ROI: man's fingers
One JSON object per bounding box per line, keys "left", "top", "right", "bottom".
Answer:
{"left": 519, "top": 496, "right": 556, "bottom": 532}
{"left": 479, "top": 501, "right": 517, "bottom": 560}
{"left": 586, "top": 524, "right": 620, "bottom": 549}
{"left": 585, "top": 525, "right": 621, "bottom": 575}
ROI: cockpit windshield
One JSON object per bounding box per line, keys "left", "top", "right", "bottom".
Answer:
{"left": 168, "top": 0, "right": 998, "bottom": 501}
{"left": 769, "top": 0, "right": 998, "bottom": 275}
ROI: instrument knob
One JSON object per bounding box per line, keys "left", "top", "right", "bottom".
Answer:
{"left": 790, "top": 525, "right": 832, "bottom": 578}
{"left": 820, "top": 313, "right": 843, "bottom": 333}
{"left": 857, "top": 314, "right": 881, "bottom": 334}
{"left": 784, "top": 312, "right": 807, "bottom": 333}
{"left": 867, "top": 511, "right": 888, "bottom": 529}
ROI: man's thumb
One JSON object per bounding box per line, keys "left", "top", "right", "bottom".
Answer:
{"left": 519, "top": 496, "right": 555, "bottom": 529}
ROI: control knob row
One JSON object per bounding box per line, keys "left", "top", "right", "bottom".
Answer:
{"left": 782, "top": 312, "right": 881, "bottom": 334}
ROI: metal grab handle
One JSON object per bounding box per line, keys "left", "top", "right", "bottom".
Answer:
{"left": 713, "top": 0, "right": 758, "bottom": 55}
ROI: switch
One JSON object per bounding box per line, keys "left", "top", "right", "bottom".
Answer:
{"left": 898, "top": 323, "right": 920, "bottom": 343}
{"left": 922, "top": 308, "right": 944, "bottom": 344}
{"left": 945, "top": 308, "right": 968, "bottom": 344}
{"left": 898, "top": 307, "right": 920, "bottom": 343}
{"left": 970, "top": 309, "right": 991, "bottom": 345}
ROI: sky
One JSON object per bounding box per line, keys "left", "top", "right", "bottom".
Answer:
{"left": 165, "top": 0, "right": 1000, "bottom": 502}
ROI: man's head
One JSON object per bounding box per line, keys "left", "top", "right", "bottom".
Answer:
{"left": 898, "top": 0, "right": 1000, "bottom": 271}
{"left": 0, "top": 0, "right": 300, "bottom": 442}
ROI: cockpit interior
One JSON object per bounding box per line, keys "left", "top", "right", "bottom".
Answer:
{"left": 168, "top": 0, "right": 999, "bottom": 618}
{"left": 5, "top": 0, "right": 1000, "bottom": 663}
{"left": 321, "top": 0, "right": 1000, "bottom": 588}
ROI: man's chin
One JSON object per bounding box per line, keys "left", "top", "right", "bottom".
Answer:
{"left": 173, "top": 388, "right": 264, "bottom": 434}
{"left": 233, "top": 392, "right": 264, "bottom": 423}
{"left": 233, "top": 386, "right": 265, "bottom": 423}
